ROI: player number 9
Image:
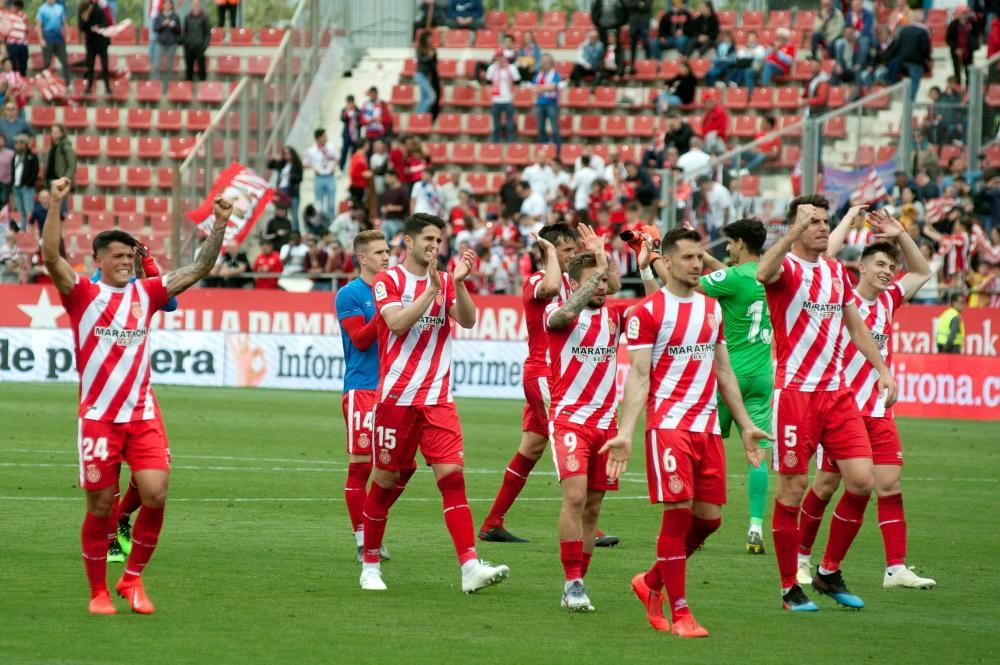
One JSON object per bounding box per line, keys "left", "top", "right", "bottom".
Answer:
{"left": 662, "top": 447, "right": 677, "bottom": 473}
{"left": 563, "top": 432, "right": 577, "bottom": 453}
{"left": 376, "top": 426, "right": 397, "bottom": 449}
{"left": 81, "top": 436, "right": 109, "bottom": 462}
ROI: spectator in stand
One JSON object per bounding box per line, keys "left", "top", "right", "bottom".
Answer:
{"left": 603, "top": 146, "right": 627, "bottom": 184}
{"left": 446, "top": 0, "right": 484, "bottom": 29}
{"left": 803, "top": 56, "right": 830, "bottom": 117}
{"left": 44, "top": 124, "right": 74, "bottom": 212}
{"left": 183, "top": 0, "right": 212, "bottom": 84}
{"left": 832, "top": 25, "right": 871, "bottom": 97}
{"left": 414, "top": 30, "right": 438, "bottom": 115}
{"left": 895, "top": 10, "right": 932, "bottom": 101}
{"left": 811, "top": 0, "right": 845, "bottom": 58}
{"left": 656, "top": 59, "right": 696, "bottom": 112}
{"left": 361, "top": 86, "right": 393, "bottom": 140}
{"left": 703, "top": 30, "right": 736, "bottom": 86}
{"left": 28, "top": 188, "right": 52, "bottom": 233}
{"left": 685, "top": 1, "right": 720, "bottom": 57}
{"left": 369, "top": 139, "right": 389, "bottom": 195}
{"left": 153, "top": 1, "right": 182, "bottom": 94}
{"left": 663, "top": 109, "right": 694, "bottom": 155}
{"left": 4, "top": 1, "right": 30, "bottom": 77}
{"left": 302, "top": 234, "right": 331, "bottom": 289}
{"left": 303, "top": 128, "right": 337, "bottom": 220}
{"left": 657, "top": 0, "right": 691, "bottom": 56}
{"left": 946, "top": 6, "right": 981, "bottom": 90}
{"left": 551, "top": 159, "right": 571, "bottom": 194}
{"left": 449, "top": 189, "right": 479, "bottom": 233}
{"left": 325, "top": 238, "right": 356, "bottom": 288}
{"left": 695, "top": 174, "right": 733, "bottom": 249}
{"left": 844, "top": 0, "right": 874, "bottom": 49}
{"left": 761, "top": 27, "right": 796, "bottom": 86}
{"left": 0, "top": 228, "right": 20, "bottom": 284}
{"left": 498, "top": 165, "right": 523, "bottom": 218}
{"left": 575, "top": 147, "right": 605, "bottom": 174}
{"left": 78, "top": 1, "right": 110, "bottom": 95}
{"left": 207, "top": 245, "right": 253, "bottom": 289}
{"left": 10, "top": 134, "right": 37, "bottom": 225}
{"left": 415, "top": 0, "right": 449, "bottom": 33}
{"left": 516, "top": 31, "right": 541, "bottom": 82}
{"left": 936, "top": 291, "right": 967, "bottom": 353}
{"left": 523, "top": 150, "right": 555, "bottom": 202}
{"left": 676, "top": 135, "right": 711, "bottom": 183}
{"left": 595, "top": 29, "right": 625, "bottom": 86}
{"left": 279, "top": 231, "right": 309, "bottom": 275}
{"left": 37, "top": 0, "right": 71, "bottom": 83}
{"left": 330, "top": 207, "right": 363, "bottom": 250}
{"left": 485, "top": 51, "right": 519, "bottom": 143}
{"left": 301, "top": 204, "right": 329, "bottom": 237}
{"left": 403, "top": 135, "right": 429, "bottom": 187}
{"left": 252, "top": 240, "right": 282, "bottom": 290}
{"left": 262, "top": 201, "right": 293, "bottom": 250}
{"left": 872, "top": 24, "right": 899, "bottom": 84}
{"left": 266, "top": 146, "right": 303, "bottom": 230}
{"left": 0, "top": 134, "right": 13, "bottom": 208}
{"left": 938, "top": 76, "right": 967, "bottom": 142}
{"left": 411, "top": 165, "right": 444, "bottom": 217}
{"left": 730, "top": 30, "right": 766, "bottom": 92}
{"left": 569, "top": 30, "right": 604, "bottom": 86}
{"left": 624, "top": 0, "right": 654, "bottom": 64}
{"left": 348, "top": 136, "right": 372, "bottom": 210}
{"left": 701, "top": 84, "right": 729, "bottom": 155}
{"left": 338, "top": 95, "right": 361, "bottom": 171}
{"left": 591, "top": 0, "right": 626, "bottom": 45}
{"left": 0, "top": 100, "right": 32, "bottom": 150}
{"left": 379, "top": 170, "right": 409, "bottom": 240}
{"left": 217, "top": 0, "right": 238, "bottom": 28}
{"left": 517, "top": 180, "right": 547, "bottom": 228}
{"left": 569, "top": 155, "right": 600, "bottom": 212}
{"left": 533, "top": 54, "right": 561, "bottom": 157}
{"left": 735, "top": 115, "right": 780, "bottom": 175}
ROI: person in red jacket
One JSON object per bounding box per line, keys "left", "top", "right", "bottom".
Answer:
{"left": 701, "top": 88, "right": 729, "bottom": 155}
{"left": 348, "top": 137, "right": 372, "bottom": 210}
{"left": 252, "top": 239, "right": 282, "bottom": 289}
{"left": 803, "top": 56, "right": 830, "bottom": 116}
{"left": 761, "top": 27, "right": 796, "bottom": 85}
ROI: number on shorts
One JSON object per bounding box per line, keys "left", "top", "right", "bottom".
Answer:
{"left": 376, "top": 426, "right": 397, "bottom": 449}
{"left": 661, "top": 447, "right": 677, "bottom": 472}
{"left": 81, "top": 437, "right": 109, "bottom": 462}
{"left": 353, "top": 410, "right": 374, "bottom": 432}
{"left": 563, "top": 432, "right": 577, "bottom": 453}
{"left": 784, "top": 425, "right": 797, "bottom": 448}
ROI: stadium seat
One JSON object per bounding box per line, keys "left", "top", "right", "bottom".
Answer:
{"left": 118, "top": 213, "right": 145, "bottom": 234}
{"left": 856, "top": 145, "right": 876, "bottom": 168}
{"left": 167, "top": 81, "right": 193, "bottom": 104}
{"left": 444, "top": 30, "right": 470, "bottom": 48}
{"left": 187, "top": 109, "right": 212, "bottom": 131}
{"left": 513, "top": 11, "right": 539, "bottom": 29}
{"left": 876, "top": 146, "right": 896, "bottom": 163}
{"left": 717, "top": 10, "right": 737, "bottom": 29}
{"left": 425, "top": 141, "right": 448, "bottom": 163}
{"left": 137, "top": 80, "right": 161, "bottom": 103}
{"left": 749, "top": 87, "right": 774, "bottom": 110}
{"left": 156, "top": 167, "right": 176, "bottom": 189}
{"left": 726, "top": 87, "right": 748, "bottom": 109}
{"left": 465, "top": 172, "right": 489, "bottom": 196}
{"left": 768, "top": 10, "right": 792, "bottom": 28}
{"left": 604, "top": 115, "right": 627, "bottom": 138}
{"left": 436, "top": 112, "right": 462, "bottom": 136}
{"left": 94, "top": 107, "right": 119, "bottom": 132}
{"left": 478, "top": 143, "right": 503, "bottom": 166}
{"left": 570, "top": 11, "right": 592, "bottom": 28}
{"left": 145, "top": 197, "right": 170, "bottom": 215}
{"left": 126, "top": 166, "right": 152, "bottom": 190}
{"left": 106, "top": 136, "right": 132, "bottom": 160}
{"left": 258, "top": 27, "right": 285, "bottom": 47}
{"left": 82, "top": 196, "right": 107, "bottom": 214}
{"left": 437, "top": 59, "right": 458, "bottom": 80}
{"left": 558, "top": 114, "right": 574, "bottom": 139}
{"left": 63, "top": 106, "right": 89, "bottom": 130}
{"left": 781, "top": 114, "right": 802, "bottom": 131}
{"left": 542, "top": 11, "right": 566, "bottom": 28}
{"left": 485, "top": 10, "right": 508, "bottom": 29}
{"left": 987, "top": 84, "right": 1000, "bottom": 108}
{"left": 95, "top": 165, "right": 121, "bottom": 188}
{"left": 938, "top": 143, "right": 964, "bottom": 168}
{"left": 407, "top": 112, "right": 433, "bottom": 135}
{"left": 733, "top": 115, "right": 758, "bottom": 138}
{"left": 196, "top": 81, "right": 225, "bottom": 105}
{"left": 391, "top": 84, "right": 415, "bottom": 107}
{"left": 535, "top": 29, "right": 558, "bottom": 49}
{"left": 108, "top": 78, "right": 130, "bottom": 103}
{"left": 864, "top": 87, "right": 891, "bottom": 110}
{"left": 126, "top": 108, "right": 152, "bottom": 131}
{"left": 452, "top": 142, "right": 476, "bottom": 165}
{"left": 778, "top": 144, "right": 800, "bottom": 169}
{"left": 775, "top": 87, "right": 800, "bottom": 110}
{"left": 110, "top": 22, "right": 136, "bottom": 45}
{"left": 75, "top": 135, "right": 101, "bottom": 158}
{"left": 138, "top": 137, "right": 164, "bottom": 160}
{"left": 157, "top": 108, "right": 183, "bottom": 132}
{"left": 631, "top": 59, "right": 658, "bottom": 82}
{"left": 230, "top": 27, "right": 254, "bottom": 46}
{"left": 247, "top": 55, "right": 272, "bottom": 76}
{"left": 823, "top": 116, "right": 846, "bottom": 139}
{"left": 74, "top": 165, "right": 91, "bottom": 189}
{"left": 449, "top": 85, "right": 478, "bottom": 108}
{"left": 559, "top": 143, "right": 583, "bottom": 166}
{"left": 738, "top": 175, "right": 761, "bottom": 197}
{"left": 632, "top": 115, "right": 657, "bottom": 138}
{"left": 518, "top": 114, "right": 538, "bottom": 138}
{"left": 505, "top": 143, "right": 531, "bottom": 166}
{"left": 563, "top": 29, "right": 587, "bottom": 49}
{"left": 30, "top": 105, "right": 55, "bottom": 129}
{"left": 564, "top": 87, "right": 590, "bottom": 109}
{"left": 513, "top": 87, "right": 534, "bottom": 109}
{"left": 795, "top": 10, "right": 817, "bottom": 30}
{"left": 466, "top": 113, "right": 491, "bottom": 137}
{"left": 216, "top": 54, "right": 241, "bottom": 76}
{"left": 578, "top": 115, "right": 601, "bottom": 139}
{"left": 112, "top": 196, "right": 137, "bottom": 214}
{"left": 125, "top": 53, "right": 151, "bottom": 75}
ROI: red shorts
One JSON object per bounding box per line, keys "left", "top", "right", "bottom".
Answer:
{"left": 77, "top": 415, "right": 171, "bottom": 491}
{"left": 372, "top": 401, "right": 464, "bottom": 471}
{"left": 818, "top": 416, "right": 903, "bottom": 472}
{"left": 548, "top": 421, "right": 619, "bottom": 492}
{"left": 521, "top": 375, "right": 550, "bottom": 437}
{"left": 342, "top": 389, "right": 377, "bottom": 456}
{"left": 771, "top": 389, "right": 871, "bottom": 475}
{"left": 645, "top": 429, "right": 726, "bottom": 505}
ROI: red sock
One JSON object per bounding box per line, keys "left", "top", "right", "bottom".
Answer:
{"left": 821, "top": 491, "right": 870, "bottom": 572}
{"left": 581, "top": 551, "right": 593, "bottom": 578}
{"left": 361, "top": 483, "right": 394, "bottom": 564}
{"left": 387, "top": 464, "right": 416, "bottom": 509}
{"left": 118, "top": 477, "right": 142, "bottom": 523}
{"left": 121, "top": 505, "right": 164, "bottom": 583}
{"left": 877, "top": 493, "right": 907, "bottom": 567}
{"left": 655, "top": 508, "right": 692, "bottom": 621}
{"left": 685, "top": 516, "right": 721, "bottom": 557}
{"left": 481, "top": 452, "right": 538, "bottom": 530}
{"left": 559, "top": 540, "right": 584, "bottom": 581}
{"left": 772, "top": 499, "right": 800, "bottom": 589}
{"left": 437, "top": 471, "right": 478, "bottom": 566}
{"left": 81, "top": 512, "right": 116, "bottom": 597}
{"left": 344, "top": 462, "right": 372, "bottom": 533}
{"left": 643, "top": 564, "right": 663, "bottom": 592}
{"left": 798, "top": 489, "right": 831, "bottom": 557}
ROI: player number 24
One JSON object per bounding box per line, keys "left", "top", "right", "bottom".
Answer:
{"left": 376, "top": 426, "right": 397, "bottom": 449}
{"left": 81, "top": 436, "right": 109, "bottom": 462}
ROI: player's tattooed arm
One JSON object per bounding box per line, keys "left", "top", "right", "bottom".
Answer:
{"left": 844, "top": 302, "right": 898, "bottom": 406}
{"left": 41, "top": 178, "right": 77, "bottom": 295}
{"left": 166, "top": 196, "right": 234, "bottom": 298}
{"left": 547, "top": 269, "right": 605, "bottom": 329}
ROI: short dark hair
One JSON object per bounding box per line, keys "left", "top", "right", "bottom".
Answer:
{"left": 517, "top": 180, "right": 531, "bottom": 190}
{"left": 785, "top": 194, "right": 829, "bottom": 226}
{"left": 314, "top": 128, "right": 326, "bottom": 140}
{"left": 567, "top": 251, "right": 599, "bottom": 281}
{"left": 346, "top": 94, "right": 355, "bottom": 102}
{"left": 92, "top": 230, "right": 139, "bottom": 257}
{"left": 404, "top": 213, "right": 445, "bottom": 238}
{"left": 950, "top": 291, "right": 967, "bottom": 305}
{"left": 861, "top": 241, "right": 900, "bottom": 264}
{"left": 661, "top": 227, "right": 702, "bottom": 254}
{"left": 539, "top": 222, "right": 578, "bottom": 247}
{"left": 722, "top": 218, "right": 767, "bottom": 255}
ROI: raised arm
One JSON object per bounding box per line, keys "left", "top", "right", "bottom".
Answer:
{"left": 579, "top": 223, "right": 620, "bottom": 294}
{"left": 637, "top": 239, "right": 660, "bottom": 295}
{"left": 844, "top": 302, "right": 898, "bottom": 406}
{"left": 40, "top": 178, "right": 77, "bottom": 295}
{"left": 700, "top": 248, "right": 725, "bottom": 273}
{"left": 164, "top": 196, "right": 234, "bottom": 298}
{"left": 449, "top": 248, "right": 478, "bottom": 329}
{"left": 825, "top": 204, "right": 868, "bottom": 259}
{"left": 714, "top": 342, "right": 771, "bottom": 467}
{"left": 870, "top": 209, "right": 931, "bottom": 299}
{"left": 757, "top": 203, "right": 814, "bottom": 284}
{"left": 597, "top": 346, "right": 651, "bottom": 480}
{"left": 533, "top": 235, "right": 562, "bottom": 300}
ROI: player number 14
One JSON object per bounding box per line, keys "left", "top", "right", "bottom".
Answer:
{"left": 81, "top": 436, "right": 109, "bottom": 462}
{"left": 353, "top": 410, "right": 374, "bottom": 432}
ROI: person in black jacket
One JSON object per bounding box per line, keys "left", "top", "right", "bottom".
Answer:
{"left": 685, "top": 0, "right": 719, "bottom": 56}
{"left": 153, "top": 0, "right": 183, "bottom": 94}
{"left": 11, "top": 133, "right": 38, "bottom": 226}
{"left": 267, "top": 146, "right": 304, "bottom": 231}
{"left": 662, "top": 110, "right": 695, "bottom": 155}
{"left": 591, "top": 0, "right": 626, "bottom": 45}
{"left": 624, "top": 0, "right": 654, "bottom": 65}
{"left": 595, "top": 29, "right": 625, "bottom": 85}
{"left": 893, "top": 17, "right": 932, "bottom": 101}
{"left": 183, "top": 0, "right": 212, "bottom": 83}
{"left": 78, "top": 1, "right": 111, "bottom": 95}
{"left": 946, "top": 7, "right": 981, "bottom": 90}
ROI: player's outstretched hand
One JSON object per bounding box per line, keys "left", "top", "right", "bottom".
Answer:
{"left": 49, "top": 177, "right": 71, "bottom": 203}
{"left": 637, "top": 238, "right": 655, "bottom": 269}
{"left": 870, "top": 209, "right": 905, "bottom": 240}
{"left": 879, "top": 371, "right": 899, "bottom": 408}
{"left": 533, "top": 233, "right": 554, "bottom": 258}
{"left": 598, "top": 435, "right": 632, "bottom": 480}
{"left": 426, "top": 246, "right": 442, "bottom": 290}
{"left": 452, "top": 248, "right": 476, "bottom": 282}
{"left": 843, "top": 204, "right": 869, "bottom": 227}
{"left": 578, "top": 223, "right": 600, "bottom": 253}
{"left": 213, "top": 196, "right": 234, "bottom": 222}
{"left": 741, "top": 426, "right": 774, "bottom": 468}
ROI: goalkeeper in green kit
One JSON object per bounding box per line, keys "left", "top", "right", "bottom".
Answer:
{"left": 696, "top": 219, "right": 774, "bottom": 554}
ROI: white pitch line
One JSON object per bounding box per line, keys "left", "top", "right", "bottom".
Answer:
{"left": 0, "top": 494, "right": 653, "bottom": 504}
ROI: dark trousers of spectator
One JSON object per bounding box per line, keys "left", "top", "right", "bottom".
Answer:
{"left": 810, "top": 32, "right": 835, "bottom": 58}
{"left": 43, "top": 40, "right": 71, "bottom": 82}
{"left": 569, "top": 64, "right": 597, "bottom": 86}
{"left": 185, "top": 48, "right": 207, "bottom": 82}
{"left": 84, "top": 44, "right": 111, "bottom": 93}
{"left": 6, "top": 43, "right": 28, "bottom": 76}
{"left": 904, "top": 62, "right": 924, "bottom": 101}
{"left": 349, "top": 185, "right": 366, "bottom": 210}
{"left": 218, "top": 4, "right": 238, "bottom": 27}
{"left": 951, "top": 52, "right": 971, "bottom": 90}
{"left": 491, "top": 102, "right": 516, "bottom": 142}
{"left": 536, "top": 103, "right": 561, "bottom": 157}
{"left": 339, "top": 136, "right": 356, "bottom": 171}
{"left": 629, "top": 20, "right": 654, "bottom": 63}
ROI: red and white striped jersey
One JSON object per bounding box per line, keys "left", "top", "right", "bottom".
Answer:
{"left": 841, "top": 283, "right": 904, "bottom": 417}
{"left": 845, "top": 227, "right": 874, "bottom": 250}
{"left": 941, "top": 231, "right": 970, "bottom": 277}
{"left": 764, "top": 254, "right": 858, "bottom": 392}
{"left": 2, "top": 11, "right": 29, "bottom": 45}
{"left": 625, "top": 289, "right": 724, "bottom": 433}
{"left": 373, "top": 265, "right": 457, "bottom": 406}
{"left": 59, "top": 275, "right": 170, "bottom": 423}
{"left": 544, "top": 301, "right": 627, "bottom": 429}
{"left": 523, "top": 270, "right": 572, "bottom": 380}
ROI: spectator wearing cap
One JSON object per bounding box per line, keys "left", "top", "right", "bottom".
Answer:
{"left": 533, "top": 54, "right": 562, "bottom": 157}
{"left": 447, "top": 0, "right": 484, "bottom": 29}
{"left": 761, "top": 27, "right": 796, "bottom": 86}
{"left": 485, "top": 51, "right": 520, "bottom": 143}
{"left": 10, "top": 133, "right": 37, "bottom": 224}
{"left": 569, "top": 30, "right": 604, "bottom": 86}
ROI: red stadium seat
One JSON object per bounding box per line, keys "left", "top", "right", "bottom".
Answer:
{"left": 187, "top": 109, "right": 212, "bottom": 131}
{"left": 768, "top": 10, "right": 792, "bottom": 28}
{"left": 126, "top": 166, "right": 152, "bottom": 190}
{"left": 125, "top": 53, "right": 151, "bottom": 75}
{"left": 136, "top": 80, "right": 161, "bottom": 103}
{"left": 75, "top": 135, "right": 101, "bottom": 158}
{"left": 564, "top": 87, "right": 590, "bottom": 109}
{"left": 795, "top": 10, "right": 817, "bottom": 30}
{"left": 112, "top": 196, "right": 137, "bottom": 214}
{"left": 106, "top": 136, "right": 132, "bottom": 160}
{"left": 856, "top": 145, "right": 876, "bottom": 168}
{"left": 110, "top": 22, "right": 135, "bottom": 45}
{"left": 827, "top": 85, "right": 848, "bottom": 108}
{"left": 216, "top": 54, "right": 241, "bottom": 76}
{"left": 247, "top": 55, "right": 272, "bottom": 76}
{"left": 823, "top": 116, "right": 846, "bottom": 139}
{"left": 436, "top": 112, "right": 462, "bottom": 136}
{"left": 632, "top": 115, "right": 658, "bottom": 138}
{"left": 444, "top": 30, "right": 470, "bottom": 48}
{"left": 407, "top": 112, "right": 433, "bottom": 135}
{"left": 505, "top": 143, "right": 531, "bottom": 166}
{"left": 82, "top": 196, "right": 107, "bottom": 213}
{"left": 230, "top": 28, "right": 254, "bottom": 46}
{"left": 717, "top": 10, "right": 737, "bottom": 29}
{"left": 139, "top": 137, "right": 164, "bottom": 160}
{"left": 688, "top": 58, "right": 711, "bottom": 80}
{"left": 167, "top": 81, "right": 193, "bottom": 104}
{"left": 518, "top": 113, "right": 538, "bottom": 138}
{"left": 604, "top": 115, "right": 627, "bottom": 138}
{"left": 578, "top": 115, "right": 601, "bottom": 138}
{"left": 542, "top": 11, "right": 566, "bottom": 28}
{"left": 30, "top": 105, "right": 55, "bottom": 129}
{"left": 478, "top": 143, "right": 503, "bottom": 166}
{"left": 95, "top": 107, "right": 119, "bottom": 132}
{"left": 563, "top": 29, "right": 587, "bottom": 49}
{"left": 659, "top": 59, "right": 680, "bottom": 79}
{"left": 536, "top": 29, "right": 558, "bottom": 49}
{"left": 451, "top": 142, "right": 476, "bottom": 165}
{"left": 168, "top": 137, "right": 195, "bottom": 159}
{"left": 778, "top": 144, "right": 800, "bottom": 169}
{"left": 157, "top": 108, "right": 183, "bottom": 132}
{"left": 465, "top": 172, "right": 489, "bottom": 196}
{"left": 631, "top": 59, "right": 658, "bottom": 82}
{"left": 876, "top": 145, "right": 896, "bottom": 163}
{"left": 74, "top": 165, "right": 91, "bottom": 189}
{"left": 258, "top": 27, "right": 285, "bottom": 47}
{"left": 425, "top": 141, "right": 448, "bottom": 163}
{"left": 466, "top": 112, "right": 491, "bottom": 137}
{"left": 559, "top": 143, "right": 584, "bottom": 166}
{"left": 95, "top": 165, "right": 121, "bottom": 188}
{"left": 126, "top": 108, "right": 152, "bottom": 131}
{"left": 449, "top": 85, "right": 478, "bottom": 108}
{"left": 401, "top": 58, "right": 416, "bottom": 78}
{"left": 437, "top": 59, "right": 458, "bottom": 80}
{"left": 733, "top": 115, "right": 758, "bottom": 138}
{"left": 118, "top": 213, "right": 145, "bottom": 234}
{"left": 513, "top": 11, "right": 539, "bottom": 29}
{"left": 726, "top": 87, "right": 748, "bottom": 109}
{"left": 570, "top": 11, "right": 592, "bottom": 28}
{"left": 738, "top": 175, "right": 761, "bottom": 197}
{"left": 107, "top": 78, "right": 130, "bottom": 103}
{"left": 391, "top": 84, "right": 415, "bottom": 107}
{"left": 63, "top": 106, "right": 90, "bottom": 130}
{"left": 485, "top": 10, "right": 508, "bottom": 29}
{"left": 513, "top": 87, "right": 534, "bottom": 109}
{"left": 156, "top": 167, "right": 176, "bottom": 189}
{"left": 473, "top": 29, "right": 499, "bottom": 49}
{"left": 197, "top": 81, "right": 225, "bottom": 105}
{"left": 775, "top": 86, "right": 800, "bottom": 110}
{"left": 145, "top": 197, "right": 170, "bottom": 215}
{"left": 558, "top": 114, "right": 574, "bottom": 139}
{"left": 741, "top": 10, "right": 765, "bottom": 30}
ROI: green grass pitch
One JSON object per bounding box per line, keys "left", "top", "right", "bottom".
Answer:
{"left": 1, "top": 383, "right": 998, "bottom": 664}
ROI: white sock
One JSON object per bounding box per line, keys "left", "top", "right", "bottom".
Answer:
{"left": 798, "top": 553, "right": 811, "bottom": 564}
{"left": 817, "top": 566, "right": 837, "bottom": 576}
{"left": 354, "top": 530, "right": 364, "bottom": 547}
{"left": 564, "top": 578, "right": 583, "bottom": 591}
{"left": 749, "top": 524, "right": 763, "bottom": 536}
{"left": 461, "top": 559, "right": 479, "bottom": 577}
{"left": 361, "top": 561, "right": 380, "bottom": 573}
{"left": 886, "top": 564, "right": 906, "bottom": 575}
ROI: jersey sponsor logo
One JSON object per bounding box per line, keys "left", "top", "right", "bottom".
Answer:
{"left": 417, "top": 314, "right": 447, "bottom": 331}
{"left": 565, "top": 454, "right": 580, "bottom": 472}
{"left": 131, "top": 302, "right": 144, "bottom": 319}
{"left": 85, "top": 463, "right": 101, "bottom": 484}
{"left": 374, "top": 282, "right": 387, "bottom": 301}
{"left": 626, "top": 316, "right": 640, "bottom": 340}
{"left": 668, "top": 474, "right": 683, "bottom": 494}
{"left": 802, "top": 301, "right": 842, "bottom": 318}
{"left": 570, "top": 344, "right": 615, "bottom": 363}
{"left": 93, "top": 326, "right": 148, "bottom": 347}
{"left": 872, "top": 331, "right": 889, "bottom": 349}
{"left": 709, "top": 269, "right": 726, "bottom": 282}
{"left": 666, "top": 342, "right": 714, "bottom": 360}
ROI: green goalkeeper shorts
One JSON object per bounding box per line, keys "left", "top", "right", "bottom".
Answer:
{"left": 717, "top": 373, "right": 773, "bottom": 448}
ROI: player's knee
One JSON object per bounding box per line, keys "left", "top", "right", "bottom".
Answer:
{"left": 813, "top": 473, "right": 840, "bottom": 500}
{"left": 843, "top": 475, "right": 874, "bottom": 496}
{"left": 561, "top": 487, "right": 586, "bottom": 513}
{"left": 777, "top": 474, "right": 808, "bottom": 504}
{"left": 142, "top": 486, "right": 168, "bottom": 509}
{"left": 373, "top": 468, "right": 400, "bottom": 489}
{"left": 875, "top": 479, "right": 901, "bottom": 496}
{"left": 519, "top": 434, "right": 547, "bottom": 459}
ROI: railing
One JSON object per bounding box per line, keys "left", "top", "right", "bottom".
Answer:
{"left": 966, "top": 50, "right": 1000, "bottom": 173}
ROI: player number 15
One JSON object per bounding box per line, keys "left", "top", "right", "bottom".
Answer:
{"left": 377, "top": 426, "right": 397, "bottom": 449}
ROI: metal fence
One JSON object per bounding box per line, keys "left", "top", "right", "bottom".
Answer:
{"left": 169, "top": 0, "right": 337, "bottom": 268}
{"left": 966, "top": 50, "right": 1000, "bottom": 173}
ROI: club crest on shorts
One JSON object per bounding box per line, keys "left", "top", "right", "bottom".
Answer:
{"left": 358, "top": 433, "right": 370, "bottom": 449}
{"left": 378, "top": 450, "right": 391, "bottom": 465}
{"left": 668, "top": 474, "right": 684, "bottom": 494}
{"left": 131, "top": 302, "right": 143, "bottom": 319}
{"left": 566, "top": 454, "right": 580, "bottom": 473}
{"left": 85, "top": 463, "right": 101, "bottom": 484}
{"left": 784, "top": 450, "right": 798, "bottom": 468}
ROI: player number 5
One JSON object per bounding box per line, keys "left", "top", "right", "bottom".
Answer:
{"left": 783, "top": 425, "right": 797, "bottom": 448}
{"left": 81, "top": 436, "right": 109, "bottom": 462}
{"left": 376, "top": 426, "right": 397, "bottom": 449}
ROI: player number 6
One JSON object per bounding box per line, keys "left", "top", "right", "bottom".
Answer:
{"left": 662, "top": 447, "right": 677, "bottom": 472}
{"left": 376, "top": 426, "right": 397, "bottom": 449}
{"left": 81, "top": 436, "right": 109, "bottom": 462}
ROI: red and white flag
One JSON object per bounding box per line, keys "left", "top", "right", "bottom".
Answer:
{"left": 187, "top": 162, "right": 275, "bottom": 250}
{"left": 924, "top": 197, "right": 956, "bottom": 225}
{"left": 849, "top": 169, "right": 888, "bottom": 206}
{"left": 97, "top": 19, "right": 133, "bottom": 39}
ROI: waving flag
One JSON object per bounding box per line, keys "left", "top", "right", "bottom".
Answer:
{"left": 187, "top": 162, "right": 275, "bottom": 250}
{"left": 924, "top": 197, "right": 956, "bottom": 225}
{"left": 849, "top": 169, "right": 889, "bottom": 206}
